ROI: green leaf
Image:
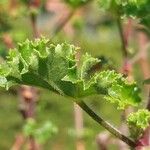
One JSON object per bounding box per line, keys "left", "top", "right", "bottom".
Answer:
{"left": 80, "top": 53, "right": 100, "bottom": 90}
{"left": 23, "top": 118, "right": 37, "bottom": 136}
{"left": 95, "top": 70, "right": 141, "bottom": 109}
{"left": 0, "top": 38, "right": 141, "bottom": 109}
{"left": 0, "top": 38, "right": 78, "bottom": 95}
{"left": 97, "top": 0, "right": 150, "bottom": 29}
{"left": 23, "top": 119, "right": 58, "bottom": 144}
{"left": 34, "top": 121, "right": 58, "bottom": 144}
{"left": 127, "top": 109, "right": 150, "bottom": 139}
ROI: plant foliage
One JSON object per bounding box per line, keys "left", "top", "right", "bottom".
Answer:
{"left": 127, "top": 109, "right": 150, "bottom": 139}
{"left": 98, "top": 0, "right": 150, "bottom": 29}
{"left": 96, "top": 70, "right": 141, "bottom": 109}
{"left": 23, "top": 118, "right": 58, "bottom": 144}
{"left": 0, "top": 38, "right": 141, "bottom": 109}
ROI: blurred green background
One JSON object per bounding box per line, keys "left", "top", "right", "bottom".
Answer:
{"left": 0, "top": 0, "right": 148, "bottom": 150}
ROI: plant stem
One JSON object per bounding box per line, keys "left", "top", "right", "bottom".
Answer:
{"left": 30, "top": 11, "right": 39, "bottom": 38}
{"left": 51, "top": 0, "right": 93, "bottom": 39}
{"left": 77, "top": 100, "right": 136, "bottom": 148}
{"left": 51, "top": 9, "right": 75, "bottom": 39}
{"left": 117, "top": 17, "right": 128, "bottom": 58}
{"left": 146, "top": 91, "right": 150, "bottom": 111}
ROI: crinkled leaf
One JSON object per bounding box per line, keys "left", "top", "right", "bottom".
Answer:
{"left": 0, "top": 38, "right": 141, "bottom": 109}
{"left": 127, "top": 109, "right": 150, "bottom": 139}
{"left": 95, "top": 70, "right": 122, "bottom": 89}
{"left": 80, "top": 53, "right": 100, "bottom": 90}
{"left": 95, "top": 70, "right": 141, "bottom": 109}
{"left": 98, "top": 0, "right": 150, "bottom": 29}
{"left": 105, "top": 83, "right": 141, "bottom": 109}
{"left": 0, "top": 38, "right": 78, "bottom": 95}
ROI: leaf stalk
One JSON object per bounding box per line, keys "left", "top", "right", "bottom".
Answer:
{"left": 77, "top": 100, "right": 136, "bottom": 148}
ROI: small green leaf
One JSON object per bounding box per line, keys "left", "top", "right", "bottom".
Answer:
{"left": 23, "top": 119, "right": 57, "bottom": 144}
{"left": 34, "top": 121, "right": 58, "bottom": 144}
{"left": 127, "top": 109, "right": 150, "bottom": 139}
{"left": 97, "top": 0, "right": 150, "bottom": 29}
{"left": 23, "top": 118, "right": 37, "bottom": 136}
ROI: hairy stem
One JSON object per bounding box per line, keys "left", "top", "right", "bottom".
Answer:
{"left": 77, "top": 100, "right": 136, "bottom": 148}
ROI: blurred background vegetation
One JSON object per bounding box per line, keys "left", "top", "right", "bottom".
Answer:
{"left": 0, "top": 0, "right": 149, "bottom": 150}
